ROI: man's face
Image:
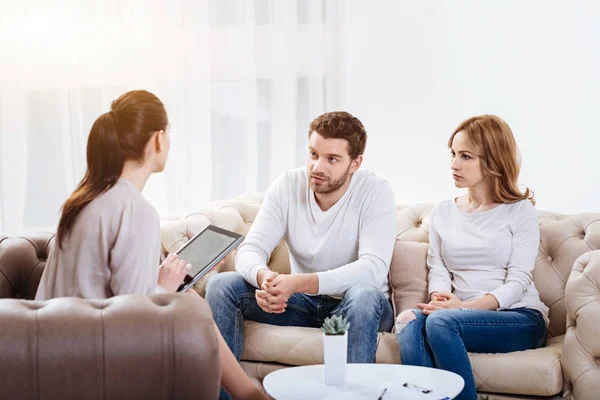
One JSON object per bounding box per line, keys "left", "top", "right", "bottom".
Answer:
{"left": 307, "top": 131, "right": 357, "bottom": 194}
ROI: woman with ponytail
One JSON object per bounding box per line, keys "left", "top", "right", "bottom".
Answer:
{"left": 395, "top": 115, "right": 548, "bottom": 400}
{"left": 36, "top": 90, "right": 268, "bottom": 400}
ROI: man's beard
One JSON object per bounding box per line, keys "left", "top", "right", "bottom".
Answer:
{"left": 309, "top": 165, "right": 352, "bottom": 194}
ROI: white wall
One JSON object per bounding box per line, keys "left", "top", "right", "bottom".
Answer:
{"left": 341, "top": 0, "right": 600, "bottom": 213}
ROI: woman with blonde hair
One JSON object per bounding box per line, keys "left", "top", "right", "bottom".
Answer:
{"left": 395, "top": 115, "right": 548, "bottom": 400}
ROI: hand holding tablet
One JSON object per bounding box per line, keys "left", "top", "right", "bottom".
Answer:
{"left": 170, "top": 225, "right": 245, "bottom": 292}
{"left": 158, "top": 253, "right": 193, "bottom": 292}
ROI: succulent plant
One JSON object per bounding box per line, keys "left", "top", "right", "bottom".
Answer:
{"left": 321, "top": 314, "right": 350, "bottom": 335}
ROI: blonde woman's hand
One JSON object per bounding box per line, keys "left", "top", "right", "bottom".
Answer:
{"left": 158, "top": 254, "right": 191, "bottom": 293}
{"left": 430, "top": 291, "right": 443, "bottom": 302}
{"left": 418, "top": 291, "right": 464, "bottom": 314}
{"left": 433, "top": 291, "right": 463, "bottom": 308}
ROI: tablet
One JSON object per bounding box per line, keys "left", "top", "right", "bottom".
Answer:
{"left": 173, "top": 225, "right": 244, "bottom": 292}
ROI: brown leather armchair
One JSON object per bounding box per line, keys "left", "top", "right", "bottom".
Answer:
{"left": 0, "top": 232, "right": 220, "bottom": 400}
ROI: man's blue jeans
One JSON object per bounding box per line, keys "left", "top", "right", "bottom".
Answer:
{"left": 397, "top": 307, "right": 547, "bottom": 400}
{"left": 206, "top": 272, "right": 394, "bottom": 399}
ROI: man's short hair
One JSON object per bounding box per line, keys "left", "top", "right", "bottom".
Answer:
{"left": 308, "top": 111, "right": 367, "bottom": 159}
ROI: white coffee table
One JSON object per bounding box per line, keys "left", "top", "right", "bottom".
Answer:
{"left": 263, "top": 364, "right": 464, "bottom": 400}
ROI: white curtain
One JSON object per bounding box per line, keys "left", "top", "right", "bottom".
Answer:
{"left": 0, "top": 0, "right": 342, "bottom": 234}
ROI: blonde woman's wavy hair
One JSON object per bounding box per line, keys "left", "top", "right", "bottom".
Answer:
{"left": 448, "top": 115, "right": 535, "bottom": 205}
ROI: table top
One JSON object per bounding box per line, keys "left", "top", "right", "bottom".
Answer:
{"left": 263, "top": 364, "right": 464, "bottom": 400}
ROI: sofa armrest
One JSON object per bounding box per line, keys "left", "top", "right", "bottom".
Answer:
{"left": 0, "top": 293, "right": 220, "bottom": 400}
{"left": 562, "top": 250, "right": 600, "bottom": 400}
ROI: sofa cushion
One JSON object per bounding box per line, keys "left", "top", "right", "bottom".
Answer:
{"left": 468, "top": 335, "right": 564, "bottom": 396}
{"left": 240, "top": 361, "right": 288, "bottom": 382}
{"left": 242, "top": 322, "right": 563, "bottom": 397}
{"left": 242, "top": 322, "right": 323, "bottom": 365}
{"left": 389, "top": 240, "right": 430, "bottom": 317}
{"left": 377, "top": 333, "right": 563, "bottom": 396}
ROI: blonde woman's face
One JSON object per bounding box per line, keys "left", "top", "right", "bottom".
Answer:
{"left": 449, "top": 131, "right": 485, "bottom": 188}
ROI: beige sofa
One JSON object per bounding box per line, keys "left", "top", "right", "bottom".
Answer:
{"left": 160, "top": 193, "right": 600, "bottom": 400}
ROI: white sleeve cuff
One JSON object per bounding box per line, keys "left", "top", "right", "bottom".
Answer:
{"left": 428, "top": 281, "right": 452, "bottom": 296}
{"left": 246, "top": 265, "right": 267, "bottom": 288}
{"left": 488, "top": 283, "right": 519, "bottom": 309}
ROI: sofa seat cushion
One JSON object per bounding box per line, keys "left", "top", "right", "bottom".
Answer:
{"left": 468, "top": 335, "right": 564, "bottom": 396}
{"left": 241, "top": 321, "right": 563, "bottom": 397}
{"left": 242, "top": 322, "right": 324, "bottom": 365}
{"left": 239, "top": 361, "right": 288, "bottom": 382}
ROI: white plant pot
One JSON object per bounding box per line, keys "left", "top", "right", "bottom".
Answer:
{"left": 323, "top": 331, "right": 348, "bottom": 385}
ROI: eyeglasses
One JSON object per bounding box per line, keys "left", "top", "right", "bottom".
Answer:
{"left": 402, "top": 382, "right": 432, "bottom": 394}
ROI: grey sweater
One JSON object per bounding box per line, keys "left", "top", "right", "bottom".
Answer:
{"left": 36, "top": 178, "right": 161, "bottom": 300}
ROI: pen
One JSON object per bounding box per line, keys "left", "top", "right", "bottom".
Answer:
{"left": 377, "top": 388, "right": 387, "bottom": 400}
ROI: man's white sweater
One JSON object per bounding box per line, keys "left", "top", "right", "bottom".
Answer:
{"left": 235, "top": 168, "right": 397, "bottom": 297}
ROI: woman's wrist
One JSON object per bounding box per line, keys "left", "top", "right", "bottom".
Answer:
{"left": 157, "top": 283, "right": 175, "bottom": 293}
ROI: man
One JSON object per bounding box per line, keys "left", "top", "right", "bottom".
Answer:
{"left": 206, "top": 111, "right": 396, "bottom": 368}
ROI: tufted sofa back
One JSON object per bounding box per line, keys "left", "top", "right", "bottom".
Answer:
{"left": 3, "top": 194, "right": 597, "bottom": 338}
{"left": 161, "top": 193, "right": 600, "bottom": 338}
{"left": 0, "top": 232, "right": 55, "bottom": 299}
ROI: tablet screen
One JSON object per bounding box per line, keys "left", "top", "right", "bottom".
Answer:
{"left": 177, "top": 228, "right": 240, "bottom": 278}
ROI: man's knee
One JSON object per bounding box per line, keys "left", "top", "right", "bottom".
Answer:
{"left": 205, "top": 271, "right": 247, "bottom": 301}
{"left": 342, "top": 285, "right": 388, "bottom": 318}
{"left": 344, "top": 284, "right": 384, "bottom": 304}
